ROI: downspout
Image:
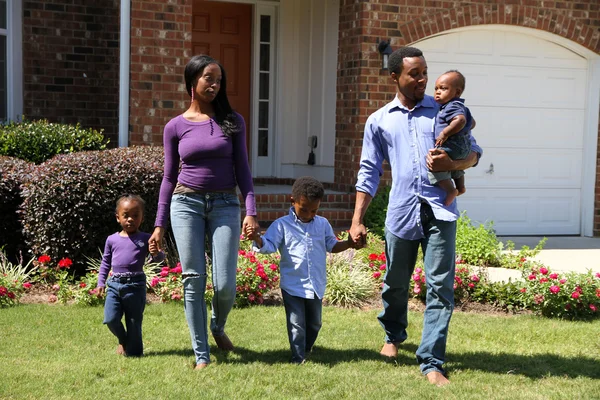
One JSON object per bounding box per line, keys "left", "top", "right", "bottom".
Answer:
{"left": 118, "top": 0, "right": 131, "bottom": 147}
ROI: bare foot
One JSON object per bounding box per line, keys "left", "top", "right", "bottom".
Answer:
{"left": 213, "top": 333, "right": 234, "bottom": 351}
{"left": 194, "top": 363, "right": 209, "bottom": 370}
{"left": 116, "top": 344, "right": 126, "bottom": 356}
{"left": 380, "top": 342, "right": 399, "bottom": 358}
{"left": 456, "top": 186, "right": 466, "bottom": 196}
{"left": 443, "top": 188, "right": 458, "bottom": 206}
{"left": 426, "top": 371, "right": 450, "bottom": 386}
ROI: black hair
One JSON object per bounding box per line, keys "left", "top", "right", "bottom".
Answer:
{"left": 184, "top": 54, "right": 240, "bottom": 137}
{"left": 115, "top": 194, "right": 145, "bottom": 214}
{"left": 291, "top": 176, "right": 325, "bottom": 202}
{"left": 388, "top": 46, "right": 424, "bottom": 75}
{"left": 444, "top": 69, "right": 466, "bottom": 92}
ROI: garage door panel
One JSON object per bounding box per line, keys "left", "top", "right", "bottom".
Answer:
{"left": 468, "top": 148, "right": 582, "bottom": 188}
{"left": 458, "top": 189, "right": 580, "bottom": 235}
{"left": 471, "top": 107, "right": 584, "bottom": 149}
{"left": 420, "top": 31, "right": 587, "bottom": 69}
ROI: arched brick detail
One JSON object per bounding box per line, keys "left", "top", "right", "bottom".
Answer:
{"left": 400, "top": 5, "right": 599, "bottom": 53}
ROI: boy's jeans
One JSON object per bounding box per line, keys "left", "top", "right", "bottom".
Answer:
{"left": 170, "top": 192, "right": 241, "bottom": 365}
{"left": 281, "top": 289, "right": 323, "bottom": 363}
{"left": 103, "top": 274, "right": 147, "bottom": 356}
{"left": 378, "top": 203, "right": 456, "bottom": 376}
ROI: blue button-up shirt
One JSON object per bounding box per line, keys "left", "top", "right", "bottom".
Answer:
{"left": 254, "top": 207, "right": 338, "bottom": 299}
{"left": 356, "top": 95, "right": 483, "bottom": 240}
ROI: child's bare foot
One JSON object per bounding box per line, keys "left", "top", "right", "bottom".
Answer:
{"left": 426, "top": 371, "right": 450, "bottom": 386}
{"left": 444, "top": 188, "right": 458, "bottom": 206}
{"left": 456, "top": 186, "right": 466, "bottom": 196}
{"left": 194, "top": 363, "right": 209, "bottom": 370}
{"left": 116, "top": 344, "right": 126, "bottom": 356}
{"left": 380, "top": 342, "right": 399, "bottom": 358}
{"left": 213, "top": 333, "right": 234, "bottom": 351}
{"left": 454, "top": 176, "right": 466, "bottom": 196}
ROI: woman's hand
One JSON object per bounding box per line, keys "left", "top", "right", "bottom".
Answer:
{"left": 149, "top": 227, "right": 166, "bottom": 253}
{"left": 242, "top": 215, "right": 260, "bottom": 239}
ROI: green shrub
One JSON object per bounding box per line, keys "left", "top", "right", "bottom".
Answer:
{"left": 363, "top": 185, "right": 390, "bottom": 237}
{"left": 0, "top": 156, "right": 34, "bottom": 260}
{"left": 456, "top": 212, "right": 502, "bottom": 267}
{"left": 0, "top": 119, "right": 109, "bottom": 164}
{"left": 325, "top": 250, "right": 376, "bottom": 308}
{"left": 20, "top": 146, "right": 164, "bottom": 271}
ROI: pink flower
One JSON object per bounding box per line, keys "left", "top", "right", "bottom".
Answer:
{"left": 590, "top": 304, "right": 597, "bottom": 312}
{"left": 549, "top": 285, "right": 560, "bottom": 294}
{"left": 468, "top": 283, "right": 475, "bottom": 288}
{"left": 539, "top": 277, "right": 549, "bottom": 283}
{"left": 414, "top": 268, "right": 422, "bottom": 274}
{"left": 520, "top": 257, "right": 527, "bottom": 262}
{"left": 171, "top": 293, "right": 182, "bottom": 301}
{"left": 539, "top": 267, "right": 548, "bottom": 275}
{"left": 412, "top": 274, "right": 420, "bottom": 282}
{"left": 560, "top": 279, "right": 567, "bottom": 284}
{"left": 57, "top": 258, "right": 73, "bottom": 269}
{"left": 534, "top": 294, "right": 545, "bottom": 304}
{"left": 528, "top": 274, "right": 537, "bottom": 281}
{"left": 455, "top": 276, "right": 463, "bottom": 285}
{"left": 520, "top": 288, "right": 527, "bottom": 293}
{"left": 413, "top": 285, "right": 421, "bottom": 294}
{"left": 38, "top": 255, "right": 51, "bottom": 264}
{"left": 470, "top": 275, "right": 480, "bottom": 282}
{"left": 52, "top": 284, "right": 60, "bottom": 291}
{"left": 571, "top": 292, "right": 580, "bottom": 299}
{"left": 248, "top": 294, "right": 256, "bottom": 302}
{"left": 160, "top": 270, "right": 169, "bottom": 277}
{"left": 595, "top": 272, "right": 600, "bottom": 278}
{"left": 23, "top": 282, "right": 32, "bottom": 289}
{"left": 48, "top": 294, "right": 57, "bottom": 303}
{"left": 0, "top": 286, "right": 7, "bottom": 296}
{"left": 269, "top": 264, "right": 278, "bottom": 271}
{"left": 549, "top": 273, "right": 558, "bottom": 279}
{"left": 170, "top": 265, "right": 182, "bottom": 274}
{"left": 373, "top": 271, "right": 381, "bottom": 279}
{"left": 379, "top": 264, "right": 386, "bottom": 271}
{"left": 258, "top": 283, "right": 266, "bottom": 290}
{"left": 272, "top": 276, "right": 279, "bottom": 282}
{"left": 150, "top": 277, "right": 160, "bottom": 287}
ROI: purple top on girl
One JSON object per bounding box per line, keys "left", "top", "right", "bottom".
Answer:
{"left": 97, "top": 232, "right": 165, "bottom": 287}
{"left": 154, "top": 114, "right": 256, "bottom": 228}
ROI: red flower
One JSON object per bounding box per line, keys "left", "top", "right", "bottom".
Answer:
{"left": 79, "top": 282, "right": 87, "bottom": 288}
{"left": 549, "top": 273, "right": 559, "bottom": 279}
{"left": 528, "top": 274, "right": 537, "bottom": 281}
{"left": 470, "top": 275, "right": 480, "bottom": 282}
{"left": 269, "top": 263, "right": 278, "bottom": 271}
{"left": 23, "top": 282, "right": 32, "bottom": 289}
{"left": 373, "top": 271, "right": 381, "bottom": 279}
{"left": 58, "top": 258, "right": 73, "bottom": 269}
{"left": 7, "top": 291, "right": 15, "bottom": 299}
{"left": 539, "top": 267, "right": 549, "bottom": 275}
{"left": 571, "top": 292, "right": 580, "bottom": 299}
{"left": 549, "top": 285, "right": 560, "bottom": 294}
{"left": 38, "top": 255, "right": 51, "bottom": 264}
{"left": 377, "top": 253, "right": 386, "bottom": 261}
{"left": 590, "top": 304, "right": 597, "bottom": 312}
{"left": 248, "top": 294, "right": 256, "bottom": 302}
{"left": 369, "top": 253, "right": 378, "bottom": 261}
{"left": 468, "top": 283, "right": 475, "bottom": 288}
{"left": 539, "top": 277, "right": 548, "bottom": 283}
{"left": 520, "top": 288, "right": 527, "bottom": 293}
{"left": 170, "top": 265, "right": 182, "bottom": 274}
{"left": 379, "top": 264, "right": 386, "bottom": 271}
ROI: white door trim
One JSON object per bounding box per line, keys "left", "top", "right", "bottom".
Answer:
{"left": 6, "top": 0, "right": 23, "bottom": 121}
{"left": 414, "top": 25, "right": 600, "bottom": 237}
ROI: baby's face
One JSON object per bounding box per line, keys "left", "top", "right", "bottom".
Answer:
{"left": 433, "top": 73, "right": 461, "bottom": 105}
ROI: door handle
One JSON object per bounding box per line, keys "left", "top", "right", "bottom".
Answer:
{"left": 485, "top": 163, "right": 494, "bottom": 174}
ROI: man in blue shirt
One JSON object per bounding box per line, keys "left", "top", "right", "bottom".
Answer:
{"left": 349, "top": 46, "right": 483, "bottom": 386}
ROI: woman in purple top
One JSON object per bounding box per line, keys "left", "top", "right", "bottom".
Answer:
{"left": 97, "top": 194, "right": 164, "bottom": 357}
{"left": 149, "top": 55, "right": 260, "bottom": 369}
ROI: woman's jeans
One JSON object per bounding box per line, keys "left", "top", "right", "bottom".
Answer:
{"left": 170, "top": 192, "right": 240, "bottom": 364}
{"left": 103, "top": 274, "right": 147, "bottom": 356}
{"left": 281, "top": 289, "right": 323, "bottom": 363}
{"left": 378, "top": 203, "right": 456, "bottom": 376}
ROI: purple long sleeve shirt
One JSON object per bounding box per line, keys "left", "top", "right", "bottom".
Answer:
{"left": 97, "top": 231, "right": 165, "bottom": 287}
{"left": 155, "top": 113, "right": 256, "bottom": 228}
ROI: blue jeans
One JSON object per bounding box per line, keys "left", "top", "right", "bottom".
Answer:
{"left": 170, "top": 192, "right": 241, "bottom": 365}
{"left": 103, "top": 274, "right": 147, "bottom": 356}
{"left": 281, "top": 289, "right": 323, "bottom": 363}
{"left": 378, "top": 203, "right": 456, "bottom": 375}
{"left": 428, "top": 134, "right": 471, "bottom": 184}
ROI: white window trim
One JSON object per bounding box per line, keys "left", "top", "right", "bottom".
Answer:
{"left": 5, "top": 0, "right": 23, "bottom": 121}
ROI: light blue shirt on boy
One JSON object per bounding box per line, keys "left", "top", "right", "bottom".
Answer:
{"left": 356, "top": 95, "right": 483, "bottom": 241}
{"left": 253, "top": 207, "right": 338, "bottom": 299}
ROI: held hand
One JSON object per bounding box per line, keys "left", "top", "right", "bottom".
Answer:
{"left": 242, "top": 215, "right": 260, "bottom": 240}
{"left": 97, "top": 286, "right": 105, "bottom": 296}
{"left": 435, "top": 134, "right": 447, "bottom": 148}
{"left": 427, "top": 148, "right": 454, "bottom": 172}
{"left": 349, "top": 222, "right": 367, "bottom": 249}
{"left": 149, "top": 227, "right": 165, "bottom": 253}
{"left": 149, "top": 240, "right": 159, "bottom": 257}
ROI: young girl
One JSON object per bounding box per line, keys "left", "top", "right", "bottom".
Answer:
{"left": 97, "top": 194, "right": 164, "bottom": 356}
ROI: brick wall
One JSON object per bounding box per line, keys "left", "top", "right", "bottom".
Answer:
{"left": 22, "top": 1, "right": 120, "bottom": 144}
{"left": 128, "top": 0, "right": 192, "bottom": 145}
{"left": 335, "top": 0, "right": 600, "bottom": 232}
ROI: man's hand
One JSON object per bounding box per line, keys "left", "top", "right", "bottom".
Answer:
{"left": 427, "top": 148, "right": 454, "bottom": 172}
{"left": 349, "top": 221, "right": 367, "bottom": 249}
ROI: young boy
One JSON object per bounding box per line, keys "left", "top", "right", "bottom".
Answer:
{"left": 245, "top": 176, "right": 356, "bottom": 364}
{"left": 429, "top": 69, "right": 475, "bottom": 206}
{"left": 97, "top": 194, "right": 164, "bottom": 357}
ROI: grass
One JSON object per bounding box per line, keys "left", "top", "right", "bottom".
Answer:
{"left": 1, "top": 303, "right": 599, "bottom": 400}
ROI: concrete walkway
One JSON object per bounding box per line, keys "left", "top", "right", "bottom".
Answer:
{"left": 484, "top": 236, "right": 600, "bottom": 283}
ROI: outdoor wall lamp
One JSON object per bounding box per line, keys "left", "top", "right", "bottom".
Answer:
{"left": 378, "top": 39, "right": 393, "bottom": 70}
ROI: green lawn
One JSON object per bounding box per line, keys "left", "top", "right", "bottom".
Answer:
{"left": 1, "top": 303, "right": 599, "bottom": 400}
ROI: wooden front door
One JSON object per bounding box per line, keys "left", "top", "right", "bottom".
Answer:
{"left": 192, "top": 1, "right": 252, "bottom": 147}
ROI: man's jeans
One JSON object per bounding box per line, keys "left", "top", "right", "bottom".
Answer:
{"left": 103, "top": 274, "right": 147, "bottom": 356}
{"left": 378, "top": 203, "right": 456, "bottom": 375}
{"left": 281, "top": 289, "right": 323, "bottom": 363}
{"left": 170, "top": 192, "right": 241, "bottom": 365}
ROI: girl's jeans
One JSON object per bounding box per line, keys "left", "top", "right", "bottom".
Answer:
{"left": 103, "top": 274, "right": 147, "bottom": 356}
{"left": 170, "top": 192, "right": 241, "bottom": 365}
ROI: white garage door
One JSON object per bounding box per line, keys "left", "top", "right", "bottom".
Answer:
{"left": 416, "top": 29, "right": 588, "bottom": 235}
